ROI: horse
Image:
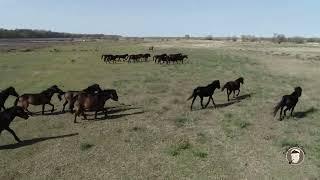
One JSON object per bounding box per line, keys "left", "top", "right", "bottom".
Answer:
{"left": 0, "top": 106, "right": 29, "bottom": 143}
{"left": 273, "top": 87, "right": 302, "bottom": 121}
{"left": 101, "top": 54, "right": 113, "bottom": 62}
{"left": 73, "top": 89, "right": 118, "bottom": 123}
{"left": 221, "top": 77, "right": 244, "bottom": 101}
{"left": 142, "top": 53, "right": 151, "bottom": 62}
{"left": 116, "top": 54, "right": 128, "bottom": 61}
{"left": 153, "top": 54, "right": 167, "bottom": 63}
{"left": 62, "top": 84, "right": 102, "bottom": 113}
{"left": 14, "top": 85, "right": 64, "bottom": 115}
{"left": 149, "top": 46, "right": 154, "bottom": 51}
{"left": 0, "top": 87, "right": 19, "bottom": 111}
{"left": 128, "top": 54, "right": 142, "bottom": 63}
{"left": 187, "top": 80, "right": 221, "bottom": 110}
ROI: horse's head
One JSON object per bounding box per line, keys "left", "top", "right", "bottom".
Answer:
{"left": 13, "top": 106, "right": 29, "bottom": 120}
{"left": 7, "top": 86, "right": 19, "bottom": 97}
{"left": 49, "top": 85, "right": 64, "bottom": 100}
{"left": 237, "top": 77, "right": 244, "bottom": 84}
{"left": 294, "top": 87, "right": 302, "bottom": 97}
{"left": 213, "top": 80, "right": 221, "bottom": 89}
{"left": 103, "top": 89, "right": 118, "bottom": 101}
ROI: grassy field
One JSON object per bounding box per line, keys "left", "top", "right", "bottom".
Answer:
{"left": 0, "top": 40, "right": 320, "bottom": 179}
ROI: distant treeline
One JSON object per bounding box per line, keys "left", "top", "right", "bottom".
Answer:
{"left": 0, "top": 28, "right": 121, "bottom": 39}
{"left": 201, "top": 33, "right": 320, "bottom": 44}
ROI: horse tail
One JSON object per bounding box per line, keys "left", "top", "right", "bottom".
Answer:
{"left": 273, "top": 97, "right": 284, "bottom": 117}
{"left": 187, "top": 88, "right": 198, "bottom": 101}
{"left": 221, "top": 83, "right": 228, "bottom": 92}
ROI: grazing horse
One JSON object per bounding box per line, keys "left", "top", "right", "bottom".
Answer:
{"left": 0, "top": 106, "right": 29, "bottom": 143}
{"left": 73, "top": 89, "right": 118, "bottom": 123}
{"left": 273, "top": 87, "right": 302, "bottom": 121}
{"left": 15, "top": 85, "right": 64, "bottom": 115}
{"left": 62, "top": 84, "right": 102, "bottom": 113}
{"left": 222, "top": 77, "right": 244, "bottom": 101}
{"left": 0, "top": 87, "right": 19, "bottom": 111}
{"left": 187, "top": 80, "right": 221, "bottom": 110}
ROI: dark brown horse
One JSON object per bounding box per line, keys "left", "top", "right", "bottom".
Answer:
{"left": 0, "top": 106, "right": 29, "bottom": 143}
{"left": 153, "top": 54, "right": 167, "bottom": 63}
{"left": 116, "top": 54, "right": 129, "bottom": 61}
{"left": 222, "top": 77, "right": 244, "bottom": 101}
{"left": 187, "top": 80, "right": 221, "bottom": 110}
{"left": 74, "top": 89, "right": 118, "bottom": 123}
{"left": 273, "top": 87, "right": 302, "bottom": 121}
{"left": 62, "top": 84, "right": 102, "bottom": 113}
{"left": 0, "top": 87, "right": 19, "bottom": 111}
{"left": 15, "top": 85, "right": 64, "bottom": 115}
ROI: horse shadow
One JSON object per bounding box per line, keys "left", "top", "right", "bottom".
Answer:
{"left": 95, "top": 111, "right": 145, "bottom": 121}
{"left": 0, "top": 133, "right": 78, "bottom": 150}
{"left": 30, "top": 109, "right": 67, "bottom": 116}
{"left": 234, "top": 93, "right": 253, "bottom": 101}
{"left": 215, "top": 100, "right": 240, "bottom": 109}
{"left": 293, "top": 107, "right": 317, "bottom": 119}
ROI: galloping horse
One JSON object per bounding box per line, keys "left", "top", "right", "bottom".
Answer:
{"left": 15, "top": 85, "right": 64, "bottom": 115}
{"left": 187, "top": 80, "right": 221, "bottom": 110}
{"left": 73, "top": 89, "right": 118, "bottom": 123}
{"left": 222, "top": 77, "right": 244, "bottom": 101}
{"left": 62, "top": 84, "right": 102, "bottom": 113}
{"left": 273, "top": 87, "right": 302, "bottom": 121}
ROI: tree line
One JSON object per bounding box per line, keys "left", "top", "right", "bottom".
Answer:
{"left": 0, "top": 28, "right": 121, "bottom": 39}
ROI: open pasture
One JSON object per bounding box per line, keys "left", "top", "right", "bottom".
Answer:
{"left": 0, "top": 39, "right": 320, "bottom": 179}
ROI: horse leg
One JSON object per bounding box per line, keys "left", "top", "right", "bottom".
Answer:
{"left": 237, "top": 89, "right": 240, "bottom": 96}
{"left": 42, "top": 104, "right": 46, "bottom": 115}
{"left": 205, "top": 97, "right": 211, "bottom": 108}
{"left": 62, "top": 100, "right": 68, "bottom": 113}
{"left": 227, "top": 90, "right": 231, "bottom": 101}
{"left": 210, "top": 96, "right": 216, "bottom": 108}
{"left": 74, "top": 111, "right": 79, "bottom": 123}
{"left": 5, "top": 127, "right": 21, "bottom": 143}
{"left": 279, "top": 106, "right": 284, "bottom": 120}
{"left": 94, "top": 111, "right": 98, "bottom": 119}
{"left": 104, "top": 108, "right": 108, "bottom": 118}
{"left": 48, "top": 102, "right": 55, "bottom": 112}
{"left": 290, "top": 104, "right": 296, "bottom": 116}
{"left": 284, "top": 107, "right": 290, "bottom": 117}
{"left": 200, "top": 97, "right": 205, "bottom": 109}
{"left": 81, "top": 111, "right": 87, "bottom": 120}
{"left": 233, "top": 90, "right": 236, "bottom": 98}
{"left": 190, "top": 96, "right": 197, "bottom": 110}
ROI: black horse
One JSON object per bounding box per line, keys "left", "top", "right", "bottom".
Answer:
{"left": 222, "top": 77, "right": 244, "bottom": 101}
{"left": 187, "top": 80, "right": 221, "bottom": 110}
{"left": 0, "top": 106, "right": 29, "bottom": 143}
{"left": 273, "top": 87, "right": 302, "bottom": 121}
{"left": 0, "top": 87, "right": 19, "bottom": 111}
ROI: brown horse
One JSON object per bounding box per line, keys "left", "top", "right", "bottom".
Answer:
{"left": 0, "top": 87, "right": 19, "bottom": 111}
{"left": 221, "top": 77, "right": 244, "bottom": 101}
{"left": 74, "top": 89, "right": 118, "bottom": 123}
{"left": 14, "top": 85, "right": 64, "bottom": 115}
{"left": 62, "top": 84, "right": 102, "bottom": 113}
